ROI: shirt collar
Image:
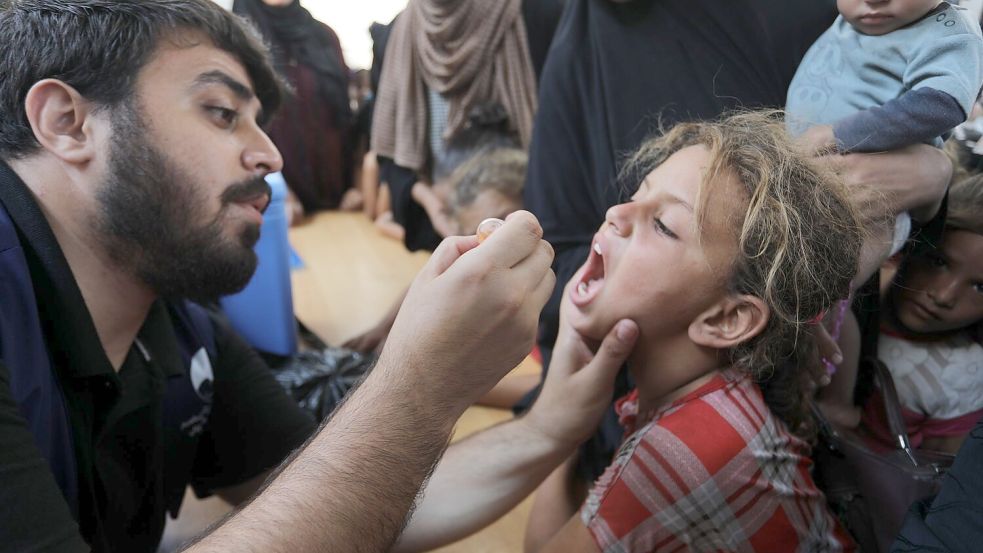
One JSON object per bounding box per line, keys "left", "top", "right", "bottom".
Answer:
{"left": 0, "top": 161, "right": 184, "bottom": 379}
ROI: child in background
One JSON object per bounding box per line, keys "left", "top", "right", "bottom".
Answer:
{"left": 786, "top": 0, "right": 983, "bottom": 277}
{"left": 860, "top": 174, "right": 983, "bottom": 454}
{"left": 531, "top": 112, "right": 860, "bottom": 552}
{"left": 411, "top": 104, "right": 520, "bottom": 238}
{"left": 343, "top": 145, "right": 527, "bottom": 357}
{"left": 443, "top": 148, "right": 526, "bottom": 237}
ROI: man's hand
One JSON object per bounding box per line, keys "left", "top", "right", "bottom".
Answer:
{"left": 526, "top": 277, "right": 639, "bottom": 449}
{"left": 379, "top": 211, "right": 556, "bottom": 416}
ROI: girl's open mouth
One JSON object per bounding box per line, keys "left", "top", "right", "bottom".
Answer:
{"left": 570, "top": 237, "right": 606, "bottom": 308}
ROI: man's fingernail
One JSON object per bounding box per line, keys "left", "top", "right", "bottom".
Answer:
{"left": 832, "top": 352, "right": 843, "bottom": 365}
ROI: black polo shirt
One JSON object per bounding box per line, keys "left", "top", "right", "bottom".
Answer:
{"left": 0, "top": 163, "right": 316, "bottom": 553}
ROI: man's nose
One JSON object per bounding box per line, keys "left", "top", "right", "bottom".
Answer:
{"left": 242, "top": 129, "right": 284, "bottom": 176}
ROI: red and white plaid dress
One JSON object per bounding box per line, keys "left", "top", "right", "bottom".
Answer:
{"left": 581, "top": 369, "right": 855, "bottom": 552}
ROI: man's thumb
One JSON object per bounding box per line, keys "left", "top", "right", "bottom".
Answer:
{"left": 584, "top": 319, "right": 638, "bottom": 385}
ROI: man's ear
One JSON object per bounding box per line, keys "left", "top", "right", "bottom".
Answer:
{"left": 689, "top": 294, "right": 770, "bottom": 349}
{"left": 23, "top": 79, "right": 101, "bottom": 164}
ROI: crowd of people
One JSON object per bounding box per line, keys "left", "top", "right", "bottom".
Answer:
{"left": 1, "top": 0, "right": 982, "bottom": 552}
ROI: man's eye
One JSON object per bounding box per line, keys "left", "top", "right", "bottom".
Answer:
{"left": 654, "top": 218, "right": 677, "bottom": 239}
{"left": 207, "top": 106, "right": 238, "bottom": 127}
{"left": 974, "top": 282, "right": 983, "bottom": 295}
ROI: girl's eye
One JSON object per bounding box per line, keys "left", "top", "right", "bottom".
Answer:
{"left": 207, "top": 106, "right": 239, "bottom": 128}
{"left": 654, "top": 218, "right": 677, "bottom": 239}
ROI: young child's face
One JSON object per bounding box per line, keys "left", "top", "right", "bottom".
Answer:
{"left": 566, "top": 145, "right": 740, "bottom": 344}
{"left": 837, "top": 0, "right": 941, "bottom": 36}
{"left": 893, "top": 229, "right": 983, "bottom": 334}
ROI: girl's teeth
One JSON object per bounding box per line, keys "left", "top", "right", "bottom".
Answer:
{"left": 578, "top": 282, "right": 588, "bottom": 296}
{"left": 593, "top": 242, "right": 602, "bottom": 255}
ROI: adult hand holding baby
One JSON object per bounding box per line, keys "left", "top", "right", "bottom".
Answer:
{"left": 378, "top": 211, "right": 557, "bottom": 418}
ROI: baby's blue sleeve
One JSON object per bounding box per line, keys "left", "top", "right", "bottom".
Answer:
{"left": 833, "top": 88, "right": 964, "bottom": 152}
{"left": 834, "top": 29, "right": 983, "bottom": 152}
{"left": 904, "top": 31, "right": 983, "bottom": 116}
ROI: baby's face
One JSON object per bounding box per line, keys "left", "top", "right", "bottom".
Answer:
{"left": 837, "top": 0, "right": 941, "bottom": 36}
{"left": 893, "top": 229, "right": 983, "bottom": 335}
{"left": 565, "top": 145, "right": 740, "bottom": 343}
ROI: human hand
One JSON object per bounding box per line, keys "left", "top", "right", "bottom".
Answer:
{"left": 525, "top": 277, "right": 639, "bottom": 449}
{"left": 342, "top": 324, "right": 389, "bottom": 354}
{"left": 821, "top": 144, "right": 951, "bottom": 225}
{"left": 797, "top": 124, "right": 838, "bottom": 156}
{"left": 377, "top": 211, "right": 556, "bottom": 417}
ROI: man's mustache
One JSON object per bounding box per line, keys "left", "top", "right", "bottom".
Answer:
{"left": 220, "top": 176, "right": 273, "bottom": 213}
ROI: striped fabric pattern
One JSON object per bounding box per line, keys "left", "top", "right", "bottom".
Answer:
{"left": 581, "top": 370, "right": 854, "bottom": 552}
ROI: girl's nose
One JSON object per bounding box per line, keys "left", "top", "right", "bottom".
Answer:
{"left": 604, "top": 202, "right": 634, "bottom": 236}
{"left": 927, "top": 276, "right": 959, "bottom": 309}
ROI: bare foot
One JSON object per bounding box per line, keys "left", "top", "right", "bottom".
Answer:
{"left": 285, "top": 189, "right": 306, "bottom": 227}
{"left": 339, "top": 188, "right": 364, "bottom": 211}
{"left": 374, "top": 211, "right": 405, "bottom": 242}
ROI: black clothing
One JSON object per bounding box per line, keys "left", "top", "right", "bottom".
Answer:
{"left": 892, "top": 417, "right": 983, "bottom": 552}
{"left": 522, "top": 0, "right": 838, "bottom": 479}
{"left": 522, "top": 0, "right": 568, "bottom": 81}
{"left": 0, "top": 163, "right": 316, "bottom": 553}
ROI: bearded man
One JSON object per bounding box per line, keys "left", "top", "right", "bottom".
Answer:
{"left": 0, "top": 2, "right": 637, "bottom": 552}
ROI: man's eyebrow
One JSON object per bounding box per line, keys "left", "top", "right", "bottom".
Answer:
{"left": 192, "top": 70, "right": 267, "bottom": 122}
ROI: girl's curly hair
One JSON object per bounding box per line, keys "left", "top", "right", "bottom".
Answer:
{"left": 622, "top": 111, "right": 863, "bottom": 438}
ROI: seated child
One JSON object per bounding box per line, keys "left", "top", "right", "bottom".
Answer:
{"left": 443, "top": 147, "right": 526, "bottom": 236}
{"left": 786, "top": 0, "right": 983, "bottom": 277}
{"left": 861, "top": 173, "right": 983, "bottom": 455}
{"left": 342, "top": 146, "right": 527, "bottom": 356}
{"left": 532, "top": 112, "right": 861, "bottom": 552}
{"left": 412, "top": 104, "right": 520, "bottom": 238}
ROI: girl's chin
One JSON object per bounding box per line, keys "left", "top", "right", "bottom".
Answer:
{"left": 565, "top": 311, "right": 611, "bottom": 343}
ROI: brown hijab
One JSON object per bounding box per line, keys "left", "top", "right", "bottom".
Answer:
{"left": 371, "top": 0, "right": 537, "bottom": 172}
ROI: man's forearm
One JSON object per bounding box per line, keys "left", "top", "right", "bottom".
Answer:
{"left": 394, "top": 416, "right": 575, "bottom": 553}
{"left": 183, "top": 360, "right": 460, "bottom": 553}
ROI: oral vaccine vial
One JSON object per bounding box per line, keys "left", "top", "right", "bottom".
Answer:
{"left": 476, "top": 218, "right": 504, "bottom": 243}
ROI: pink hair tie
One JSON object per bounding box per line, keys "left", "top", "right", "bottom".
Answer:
{"left": 821, "top": 298, "right": 852, "bottom": 376}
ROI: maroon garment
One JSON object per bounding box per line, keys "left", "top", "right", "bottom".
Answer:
{"left": 265, "top": 24, "right": 352, "bottom": 211}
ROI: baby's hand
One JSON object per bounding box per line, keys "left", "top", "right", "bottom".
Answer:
{"left": 797, "top": 124, "right": 838, "bottom": 156}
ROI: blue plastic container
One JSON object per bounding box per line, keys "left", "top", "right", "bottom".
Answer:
{"left": 220, "top": 171, "right": 297, "bottom": 356}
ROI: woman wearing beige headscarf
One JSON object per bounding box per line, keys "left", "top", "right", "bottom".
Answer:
{"left": 372, "top": 0, "right": 541, "bottom": 173}
{"left": 368, "top": 0, "right": 563, "bottom": 252}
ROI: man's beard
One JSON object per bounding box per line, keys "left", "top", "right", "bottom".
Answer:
{"left": 96, "top": 103, "right": 271, "bottom": 303}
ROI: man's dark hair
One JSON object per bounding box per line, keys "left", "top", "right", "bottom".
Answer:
{"left": 0, "top": 0, "right": 283, "bottom": 159}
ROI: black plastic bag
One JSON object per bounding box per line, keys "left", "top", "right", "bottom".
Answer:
{"left": 271, "top": 347, "right": 376, "bottom": 421}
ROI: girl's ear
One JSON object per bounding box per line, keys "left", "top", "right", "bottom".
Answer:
{"left": 689, "top": 295, "right": 770, "bottom": 349}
